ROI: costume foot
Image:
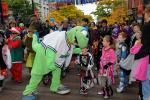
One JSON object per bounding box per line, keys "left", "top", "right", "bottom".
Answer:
{"left": 22, "top": 92, "right": 38, "bottom": 100}
{"left": 55, "top": 85, "right": 71, "bottom": 95}
{"left": 22, "top": 94, "right": 37, "bottom": 100}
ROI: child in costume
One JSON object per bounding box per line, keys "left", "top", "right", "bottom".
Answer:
{"left": 116, "top": 32, "right": 129, "bottom": 93}
{"left": 98, "top": 35, "right": 116, "bottom": 99}
{"left": 23, "top": 25, "right": 35, "bottom": 73}
{"left": 0, "top": 30, "right": 11, "bottom": 92}
{"left": 78, "top": 48, "right": 95, "bottom": 95}
{"left": 8, "top": 27, "right": 23, "bottom": 83}
{"left": 22, "top": 24, "right": 89, "bottom": 100}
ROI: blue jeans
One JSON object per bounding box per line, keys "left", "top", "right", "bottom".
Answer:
{"left": 142, "top": 64, "right": 150, "bottom": 100}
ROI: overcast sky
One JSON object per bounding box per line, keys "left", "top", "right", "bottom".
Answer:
{"left": 75, "top": 3, "right": 97, "bottom": 22}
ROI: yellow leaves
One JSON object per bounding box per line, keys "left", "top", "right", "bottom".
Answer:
{"left": 100, "top": 7, "right": 128, "bottom": 25}
{"left": 47, "top": 5, "right": 93, "bottom": 23}
{"left": 48, "top": 11, "right": 65, "bottom": 23}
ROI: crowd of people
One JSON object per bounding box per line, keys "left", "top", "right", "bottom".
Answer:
{"left": 0, "top": 4, "right": 150, "bottom": 100}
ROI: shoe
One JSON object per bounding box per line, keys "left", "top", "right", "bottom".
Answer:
{"left": 97, "top": 91, "right": 104, "bottom": 95}
{"left": 22, "top": 93, "right": 37, "bottom": 100}
{"left": 104, "top": 95, "right": 109, "bottom": 99}
{"left": 116, "top": 86, "right": 124, "bottom": 93}
{"left": 55, "top": 85, "right": 71, "bottom": 95}
{"left": 76, "top": 73, "right": 80, "bottom": 76}
{"left": 80, "top": 89, "right": 88, "bottom": 95}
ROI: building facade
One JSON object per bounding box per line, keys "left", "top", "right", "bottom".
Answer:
{"left": 28, "top": 0, "right": 49, "bottom": 20}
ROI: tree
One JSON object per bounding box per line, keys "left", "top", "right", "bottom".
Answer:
{"left": 48, "top": 5, "right": 93, "bottom": 23}
{"left": 5, "top": 0, "right": 34, "bottom": 21}
{"left": 94, "top": 0, "right": 127, "bottom": 18}
{"left": 100, "top": 7, "right": 127, "bottom": 25}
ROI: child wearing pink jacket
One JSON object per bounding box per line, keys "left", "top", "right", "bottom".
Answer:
{"left": 98, "top": 35, "right": 117, "bottom": 99}
{"left": 130, "top": 33, "right": 149, "bottom": 81}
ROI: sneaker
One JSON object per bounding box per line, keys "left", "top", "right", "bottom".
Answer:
{"left": 80, "top": 90, "right": 87, "bottom": 95}
{"left": 56, "top": 85, "right": 71, "bottom": 95}
{"left": 22, "top": 92, "right": 37, "bottom": 100}
{"left": 97, "top": 91, "right": 104, "bottom": 95}
{"left": 22, "top": 94, "right": 36, "bottom": 100}
{"left": 116, "top": 86, "right": 124, "bottom": 93}
{"left": 104, "top": 95, "right": 109, "bottom": 99}
{"left": 76, "top": 73, "right": 80, "bottom": 76}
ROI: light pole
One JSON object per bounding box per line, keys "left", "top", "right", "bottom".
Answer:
{"left": 0, "top": 0, "right": 4, "bottom": 24}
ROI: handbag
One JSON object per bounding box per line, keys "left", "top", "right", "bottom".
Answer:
{"left": 119, "top": 54, "right": 134, "bottom": 70}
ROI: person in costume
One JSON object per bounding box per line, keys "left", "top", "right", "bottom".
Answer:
{"left": 23, "top": 24, "right": 36, "bottom": 73}
{"left": 98, "top": 35, "right": 116, "bottom": 99}
{"left": 0, "top": 30, "right": 11, "bottom": 92}
{"left": 78, "top": 48, "right": 95, "bottom": 95}
{"left": 116, "top": 32, "right": 129, "bottom": 93}
{"left": 22, "top": 24, "right": 89, "bottom": 100}
{"left": 7, "top": 27, "right": 23, "bottom": 83}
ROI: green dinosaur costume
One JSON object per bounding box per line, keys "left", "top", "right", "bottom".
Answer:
{"left": 22, "top": 26, "right": 88, "bottom": 96}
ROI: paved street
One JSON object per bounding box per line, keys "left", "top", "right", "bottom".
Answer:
{"left": 0, "top": 67, "right": 139, "bottom": 100}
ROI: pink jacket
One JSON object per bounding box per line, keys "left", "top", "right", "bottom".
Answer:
{"left": 130, "top": 44, "right": 149, "bottom": 81}
{"left": 99, "top": 48, "right": 117, "bottom": 84}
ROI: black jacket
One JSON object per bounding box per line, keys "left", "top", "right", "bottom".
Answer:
{"left": 135, "top": 21, "right": 150, "bottom": 63}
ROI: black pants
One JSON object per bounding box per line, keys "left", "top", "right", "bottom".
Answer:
{"left": 0, "top": 80, "right": 4, "bottom": 87}
{"left": 139, "top": 81, "right": 143, "bottom": 100}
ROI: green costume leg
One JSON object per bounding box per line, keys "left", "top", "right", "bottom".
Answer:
{"left": 23, "top": 75, "right": 43, "bottom": 95}
{"left": 50, "top": 67, "right": 61, "bottom": 92}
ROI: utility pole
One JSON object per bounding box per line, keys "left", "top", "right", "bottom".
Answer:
{"left": 31, "top": 0, "right": 34, "bottom": 14}
{"left": 0, "top": 0, "right": 4, "bottom": 24}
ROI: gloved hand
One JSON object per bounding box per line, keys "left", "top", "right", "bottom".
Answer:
{"left": 34, "top": 32, "right": 40, "bottom": 43}
{"left": 103, "top": 64, "right": 109, "bottom": 69}
{"left": 34, "top": 32, "right": 39, "bottom": 38}
{"left": 103, "top": 62, "right": 113, "bottom": 69}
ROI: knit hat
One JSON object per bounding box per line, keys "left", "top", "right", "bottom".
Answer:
{"left": 19, "top": 23, "right": 24, "bottom": 27}
{"left": 9, "top": 27, "right": 20, "bottom": 34}
{"left": 66, "top": 26, "right": 88, "bottom": 48}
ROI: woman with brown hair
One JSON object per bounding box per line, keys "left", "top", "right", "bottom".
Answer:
{"left": 135, "top": 5, "right": 150, "bottom": 100}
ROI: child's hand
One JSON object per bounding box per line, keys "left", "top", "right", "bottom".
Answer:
{"left": 103, "top": 64, "right": 109, "bottom": 69}
{"left": 135, "top": 40, "right": 141, "bottom": 45}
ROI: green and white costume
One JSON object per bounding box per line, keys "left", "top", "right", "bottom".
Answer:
{"left": 23, "top": 26, "right": 88, "bottom": 96}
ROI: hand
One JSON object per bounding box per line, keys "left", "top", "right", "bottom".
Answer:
{"left": 103, "top": 64, "right": 109, "bottom": 69}
{"left": 135, "top": 40, "right": 141, "bottom": 45}
{"left": 34, "top": 32, "right": 39, "bottom": 38}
